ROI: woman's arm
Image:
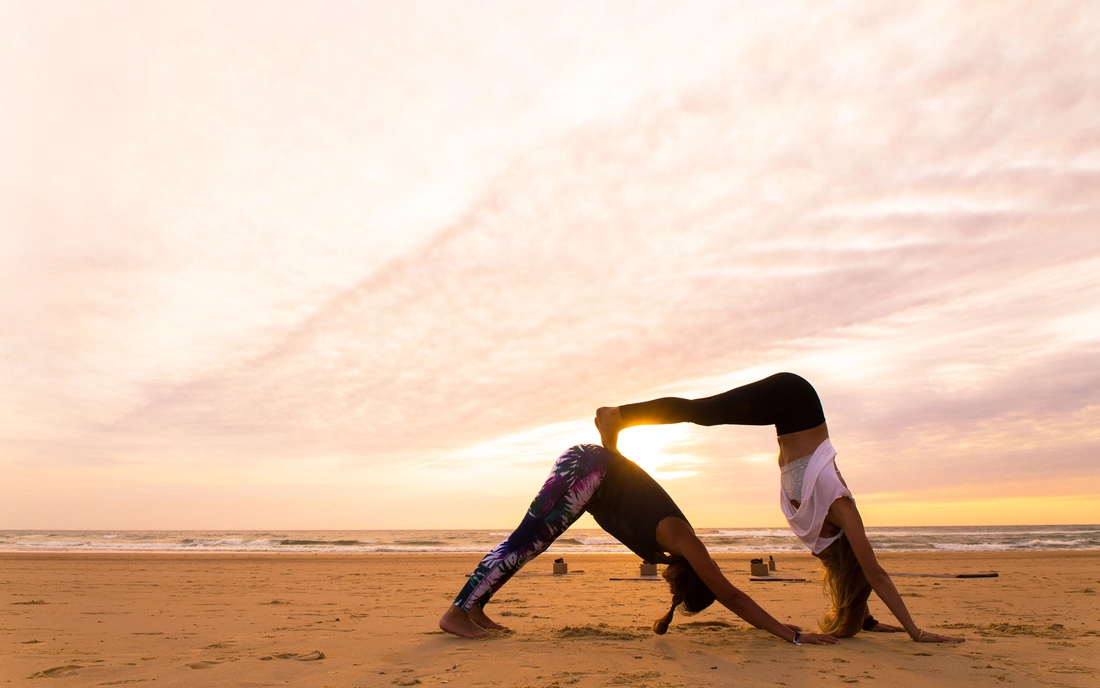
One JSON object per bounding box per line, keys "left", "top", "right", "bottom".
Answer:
{"left": 658, "top": 518, "right": 838, "bottom": 645}
{"left": 826, "top": 498, "right": 964, "bottom": 643}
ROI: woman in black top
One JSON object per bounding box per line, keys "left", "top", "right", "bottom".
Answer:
{"left": 439, "top": 443, "right": 838, "bottom": 645}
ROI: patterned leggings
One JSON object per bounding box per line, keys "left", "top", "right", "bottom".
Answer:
{"left": 453, "top": 444, "right": 610, "bottom": 612}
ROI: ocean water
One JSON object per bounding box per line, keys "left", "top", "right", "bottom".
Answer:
{"left": 1, "top": 525, "right": 1097, "bottom": 554}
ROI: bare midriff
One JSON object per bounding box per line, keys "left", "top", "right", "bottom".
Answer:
{"left": 776, "top": 421, "right": 830, "bottom": 468}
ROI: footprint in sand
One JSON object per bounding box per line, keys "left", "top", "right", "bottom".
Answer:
{"left": 27, "top": 665, "right": 83, "bottom": 679}
{"left": 260, "top": 650, "right": 325, "bottom": 661}
{"left": 188, "top": 660, "right": 221, "bottom": 669}
{"left": 555, "top": 623, "right": 646, "bottom": 641}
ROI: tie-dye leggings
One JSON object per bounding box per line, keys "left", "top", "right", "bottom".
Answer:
{"left": 453, "top": 444, "right": 610, "bottom": 612}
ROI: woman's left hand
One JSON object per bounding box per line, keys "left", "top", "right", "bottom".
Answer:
{"left": 916, "top": 631, "right": 966, "bottom": 643}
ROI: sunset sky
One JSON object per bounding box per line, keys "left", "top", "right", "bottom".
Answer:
{"left": 3, "top": 1, "right": 1099, "bottom": 530}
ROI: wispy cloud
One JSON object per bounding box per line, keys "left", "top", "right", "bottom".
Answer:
{"left": 2, "top": 1, "right": 1099, "bottom": 527}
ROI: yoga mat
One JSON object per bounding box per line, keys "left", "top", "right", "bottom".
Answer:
{"left": 750, "top": 574, "right": 806, "bottom": 582}
{"left": 892, "top": 572, "right": 999, "bottom": 578}
{"left": 609, "top": 575, "right": 662, "bottom": 581}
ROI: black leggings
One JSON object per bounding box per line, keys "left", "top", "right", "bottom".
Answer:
{"left": 618, "top": 372, "right": 825, "bottom": 436}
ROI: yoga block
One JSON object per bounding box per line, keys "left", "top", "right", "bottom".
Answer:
{"left": 640, "top": 563, "right": 658, "bottom": 577}
{"left": 750, "top": 562, "right": 770, "bottom": 576}
{"left": 553, "top": 561, "right": 568, "bottom": 575}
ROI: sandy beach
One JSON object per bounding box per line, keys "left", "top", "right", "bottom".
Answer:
{"left": 2, "top": 551, "right": 1098, "bottom": 686}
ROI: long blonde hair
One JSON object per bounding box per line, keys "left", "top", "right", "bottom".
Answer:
{"left": 818, "top": 534, "right": 872, "bottom": 637}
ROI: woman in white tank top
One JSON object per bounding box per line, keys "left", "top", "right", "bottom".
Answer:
{"left": 597, "top": 373, "right": 964, "bottom": 643}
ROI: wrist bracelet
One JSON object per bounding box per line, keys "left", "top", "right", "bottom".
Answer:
{"left": 791, "top": 630, "right": 802, "bottom": 646}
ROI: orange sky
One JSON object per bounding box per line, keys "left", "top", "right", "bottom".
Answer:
{"left": 2, "top": 1, "right": 1099, "bottom": 529}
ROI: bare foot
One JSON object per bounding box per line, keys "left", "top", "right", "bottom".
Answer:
{"left": 595, "top": 406, "right": 622, "bottom": 453}
{"left": 468, "top": 605, "right": 508, "bottom": 631}
{"left": 439, "top": 605, "right": 490, "bottom": 639}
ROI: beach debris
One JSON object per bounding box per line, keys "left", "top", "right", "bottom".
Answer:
{"left": 13, "top": 599, "right": 47, "bottom": 605}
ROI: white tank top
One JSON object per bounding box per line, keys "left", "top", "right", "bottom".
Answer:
{"left": 779, "top": 438, "right": 853, "bottom": 555}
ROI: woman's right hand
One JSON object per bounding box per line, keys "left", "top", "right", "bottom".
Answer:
{"left": 798, "top": 632, "right": 840, "bottom": 645}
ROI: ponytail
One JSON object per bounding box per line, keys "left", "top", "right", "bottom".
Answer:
{"left": 653, "top": 593, "right": 682, "bottom": 635}
{"left": 652, "top": 556, "right": 716, "bottom": 635}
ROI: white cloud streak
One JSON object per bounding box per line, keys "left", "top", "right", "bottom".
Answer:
{"left": 2, "top": 0, "right": 1099, "bottom": 527}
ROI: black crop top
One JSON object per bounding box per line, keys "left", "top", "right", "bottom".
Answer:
{"left": 585, "top": 450, "right": 688, "bottom": 564}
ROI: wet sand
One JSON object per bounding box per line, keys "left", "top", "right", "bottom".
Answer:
{"left": 2, "top": 551, "right": 1098, "bottom": 686}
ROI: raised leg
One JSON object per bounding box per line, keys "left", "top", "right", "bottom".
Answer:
{"left": 615, "top": 373, "right": 825, "bottom": 436}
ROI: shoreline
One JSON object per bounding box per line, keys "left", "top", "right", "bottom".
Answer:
{"left": 3, "top": 551, "right": 1098, "bottom": 686}
{"left": 4, "top": 525, "right": 1096, "bottom": 559}
{"left": 2, "top": 549, "right": 1097, "bottom": 560}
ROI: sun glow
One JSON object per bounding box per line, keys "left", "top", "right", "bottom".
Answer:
{"left": 615, "top": 424, "right": 701, "bottom": 480}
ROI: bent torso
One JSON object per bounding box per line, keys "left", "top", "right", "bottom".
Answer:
{"left": 777, "top": 422, "right": 844, "bottom": 540}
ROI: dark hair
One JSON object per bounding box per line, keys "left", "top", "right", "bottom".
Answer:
{"left": 652, "top": 557, "right": 717, "bottom": 634}
{"left": 818, "top": 534, "right": 873, "bottom": 637}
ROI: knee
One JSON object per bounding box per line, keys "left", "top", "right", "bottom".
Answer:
{"left": 770, "top": 372, "right": 825, "bottom": 433}
{"left": 571, "top": 443, "right": 613, "bottom": 462}
{"left": 772, "top": 372, "right": 818, "bottom": 399}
